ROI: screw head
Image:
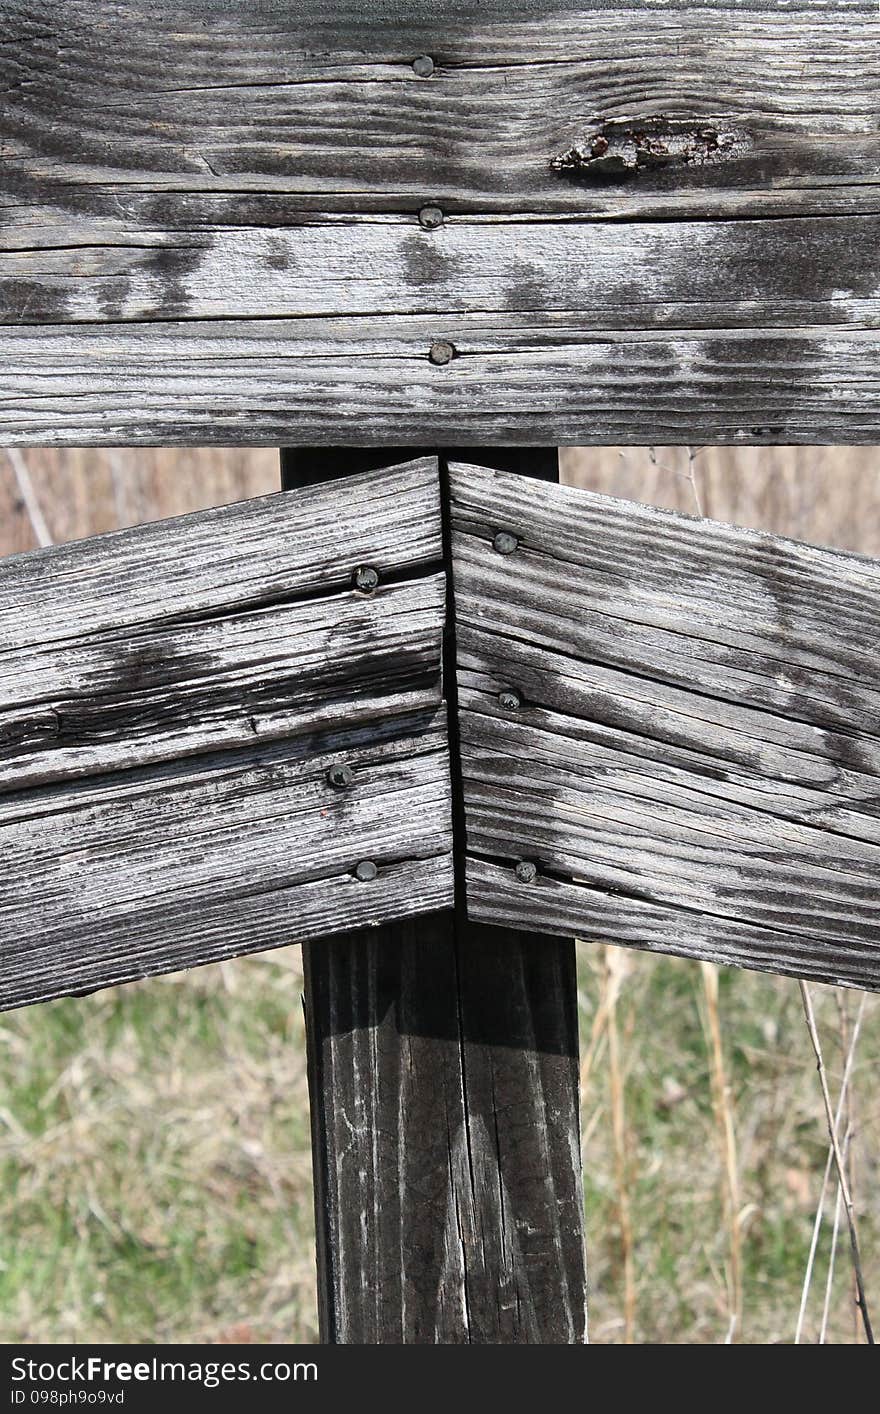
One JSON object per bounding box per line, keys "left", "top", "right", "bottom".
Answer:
{"left": 493, "top": 530, "right": 519, "bottom": 555}
{"left": 515, "top": 859, "right": 538, "bottom": 885}
{"left": 419, "top": 205, "right": 444, "bottom": 230}
{"left": 429, "top": 339, "right": 455, "bottom": 366}
{"left": 499, "top": 689, "right": 521, "bottom": 711}
{"left": 412, "top": 55, "right": 434, "bottom": 77}
{"left": 353, "top": 564, "right": 379, "bottom": 593}
{"left": 355, "top": 860, "right": 378, "bottom": 882}
{"left": 327, "top": 762, "right": 354, "bottom": 790}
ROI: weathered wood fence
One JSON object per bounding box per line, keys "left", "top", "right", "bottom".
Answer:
{"left": 1, "top": 0, "right": 878, "bottom": 1345}
{"left": 3, "top": 451, "right": 879, "bottom": 1340}
{"left": 6, "top": 455, "right": 879, "bottom": 1006}
{"left": 2, "top": 2, "right": 880, "bottom": 445}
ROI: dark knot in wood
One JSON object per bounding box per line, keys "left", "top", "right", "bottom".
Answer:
{"left": 551, "top": 117, "right": 743, "bottom": 182}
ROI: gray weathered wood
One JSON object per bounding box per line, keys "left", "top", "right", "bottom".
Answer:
{"left": 7, "top": 218, "right": 877, "bottom": 328}
{"left": 0, "top": 716, "right": 452, "bottom": 1010}
{"left": 5, "top": 317, "right": 880, "bottom": 446}
{"left": 2, "top": 1, "right": 879, "bottom": 444}
{"left": 451, "top": 461, "right": 880, "bottom": 991}
{"left": 0, "top": 458, "right": 444, "bottom": 786}
{"left": 287, "top": 445, "right": 587, "bottom": 1345}
{"left": 302, "top": 911, "right": 588, "bottom": 1344}
{"left": 0, "top": 459, "right": 453, "bottom": 1009}
{"left": 1, "top": 574, "right": 445, "bottom": 790}
{"left": 2, "top": 3, "right": 876, "bottom": 222}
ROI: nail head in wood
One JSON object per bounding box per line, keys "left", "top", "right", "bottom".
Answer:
{"left": 499, "top": 689, "right": 521, "bottom": 711}
{"left": 354, "top": 860, "right": 378, "bottom": 882}
{"left": 353, "top": 564, "right": 379, "bottom": 593}
{"left": 429, "top": 339, "right": 455, "bottom": 366}
{"left": 515, "top": 860, "right": 538, "bottom": 885}
{"left": 493, "top": 530, "right": 519, "bottom": 556}
{"left": 327, "top": 762, "right": 355, "bottom": 790}
{"left": 418, "top": 205, "right": 444, "bottom": 230}
{"left": 412, "top": 55, "right": 434, "bottom": 77}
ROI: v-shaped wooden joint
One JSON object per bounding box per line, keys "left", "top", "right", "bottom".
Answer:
{"left": 2, "top": 456, "right": 879, "bottom": 1011}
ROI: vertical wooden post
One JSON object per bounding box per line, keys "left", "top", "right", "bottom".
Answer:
{"left": 281, "top": 447, "right": 587, "bottom": 1344}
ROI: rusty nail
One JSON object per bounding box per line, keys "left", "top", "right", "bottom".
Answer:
{"left": 419, "top": 204, "right": 444, "bottom": 230}
{"left": 355, "top": 860, "right": 378, "bottom": 882}
{"left": 591, "top": 135, "right": 609, "bottom": 157}
{"left": 493, "top": 530, "right": 518, "bottom": 555}
{"left": 327, "top": 762, "right": 354, "bottom": 790}
{"left": 429, "top": 339, "right": 455, "bottom": 366}
{"left": 499, "top": 689, "right": 521, "bottom": 711}
{"left": 353, "top": 564, "right": 379, "bottom": 593}
{"left": 515, "top": 859, "right": 538, "bottom": 884}
{"left": 412, "top": 55, "right": 434, "bottom": 77}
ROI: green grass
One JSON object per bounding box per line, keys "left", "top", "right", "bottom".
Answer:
{"left": 0, "top": 952, "right": 317, "bottom": 1344}
{"left": 1, "top": 942, "right": 876, "bottom": 1343}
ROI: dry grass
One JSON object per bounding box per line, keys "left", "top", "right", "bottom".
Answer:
{"left": 1, "top": 444, "right": 878, "bottom": 1344}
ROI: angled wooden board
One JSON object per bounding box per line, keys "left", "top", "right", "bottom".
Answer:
{"left": 0, "top": 457, "right": 453, "bottom": 1010}
{"left": 450, "top": 461, "right": 880, "bottom": 991}
{"left": 2, "top": 1, "right": 879, "bottom": 444}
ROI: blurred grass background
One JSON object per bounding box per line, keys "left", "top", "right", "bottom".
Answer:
{"left": 0, "top": 444, "right": 878, "bottom": 1344}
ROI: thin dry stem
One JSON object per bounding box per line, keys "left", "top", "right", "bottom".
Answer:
{"left": 819, "top": 1127, "right": 852, "bottom": 1344}
{"left": 605, "top": 946, "right": 636, "bottom": 1343}
{"left": 799, "top": 982, "right": 874, "bottom": 1344}
{"left": 5, "top": 448, "right": 53, "bottom": 547}
{"left": 835, "top": 991, "right": 861, "bottom": 1343}
{"left": 579, "top": 944, "right": 628, "bottom": 1111}
{"left": 698, "top": 960, "right": 742, "bottom": 1342}
{"left": 794, "top": 992, "right": 865, "bottom": 1343}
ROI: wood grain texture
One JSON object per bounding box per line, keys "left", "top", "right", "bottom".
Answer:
{"left": 286, "top": 445, "right": 587, "bottom": 1345}
{"left": 2, "top": 1, "right": 879, "bottom": 443}
{"left": 0, "top": 459, "right": 453, "bottom": 1009}
{"left": 450, "top": 461, "right": 880, "bottom": 990}
{"left": 5, "top": 318, "right": 880, "bottom": 446}
{"left": 0, "top": 716, "right": 453, "bottom": 1010}
{"left": 303, "top": 913, "right": 587, "bottom": 1344}
{"left": 3, "top": 3, "right": 876, "bottom": 221}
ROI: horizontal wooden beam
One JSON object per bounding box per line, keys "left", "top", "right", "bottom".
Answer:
{"left": 451, "top": 461, "right": 880, "bottom": 991}
{"left": 3, "top": 3, "right": 876, "bottom": 222}
{"left": 5, "top": 320, "right": 880, "bottom": 446}
{"left": 0, "top": 459, "right": 453, "bottom": 1010}
{"left": 6, "top": 217, "right": 877, "bottom": 328}
{"left": 2, "top": 1, "right": 879, "bottom": 443}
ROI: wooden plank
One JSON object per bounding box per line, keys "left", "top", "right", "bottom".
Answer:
{"left": 2, "top": 3, "right": 876, "bottom": 222}
{"left": 450, "top": 461, "right": 880, "bottom": 991}
{"left": 0, "top": 577, "right": 446, "bottom": 789}
{"left": 7, "top": 217, "right": 877, "bottom": 328}
{"left": 0, "top": 715, "right": 452, "bottom": 1010}
{"left": 284, "top": 446, "right": 587, "bottom": 1345}
{"left": 0, "top": 459, "right": 442, "bottom": 646}
{"left": 4, "top": 319, "right": 880, "bottom": 446}
{"left": 0, "top": 458, "right": 443, "bottom": 786}
{"left": 0, "top": 460, "right": 453, "bottom": 1009}
{"left": 2, "top": 2, "right": 880, "bottom": 444}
